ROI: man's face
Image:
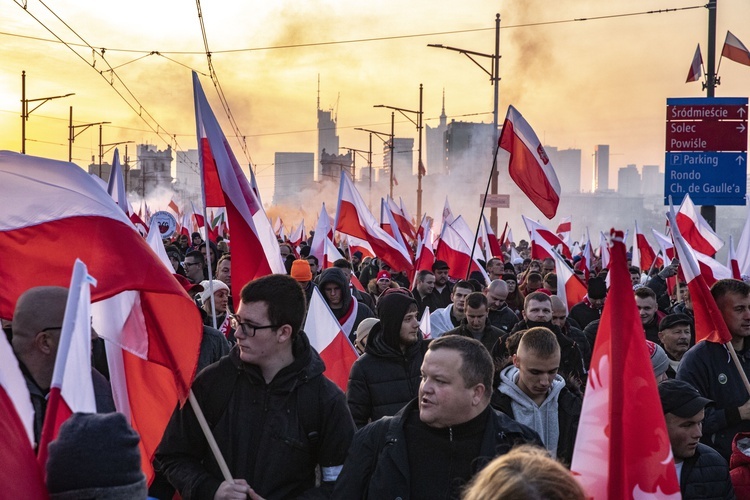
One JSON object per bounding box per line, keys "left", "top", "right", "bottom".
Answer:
{"left": 465, "top": 304, "right": 488, "bottom": 333}
{"left": 399, "top": 307, "right": 420, "bottom": 348}
{"left": 452, "top": 286, "right": 472, "bottom": 315}
{"left": 434, "top": 268, "right": 449, "bottom": 286}
{"left": 717, "top": 292, "right": 750, "bottom": 340}
{"left": 636, "top": 296, "right": 658, "bottom": 325}
{"left": 216, "top": 260, "right": 231, "bottom": 287}
{"left": 280, "top": 245, "right": 291, "bottom": 259}
{"left": 184, "top": 257, "right": 204, "bottom": 282}
{"left": 551, "top": 305, "right": 567, "bottom": 329}
{"left": 233, "top": 301, "right": 282, "bottom": 365}
{"left": 488, "top": 260, "right": 504, "bottom": 277}
{"left": 307, "top": 258, "right": 319, "bottom": 275}
{"left": 485, "top": 287, "right": 508, "bottom": 311}
{"left": 179, "top": 235, "right": 189, "bottom": 247}
{"left": 529, "top": 261, "right": 541, "bottom": 273}
{"left": 419, "top": 348, "right": 480, "bottom": 428}
{"left": 525, "top": 298, "right": 552, "bottom": 323}
{"left": 658, "top": 324, "right": 691, "bottom": 359}
{"left": 630, "top": 271, "right": 641, "bottom": 286}
{"left": 526, "top": 279, "right": 542, "bottom": 293}
{"left": 589, "top": 296, "right": 606, "bottom": 310}
{"left": 665, "top": 409, "right": 704, "bottom": 461}
{"left": 323, "top": 283, "right": 343, "bottom": 308}
{"left": 352, "top": 256, "right": 361, "bottom": 268}
{"left": 192, "top": 236, "right": 202, "bottom": 246}
{"left": 542, "top": 260, "right": 554, "bottom": 276}
{"left": 417, "top": 274, "right": 436, "bottom": 296}
{"left": 513, "top": 346, "right": 560, "bottom": 403}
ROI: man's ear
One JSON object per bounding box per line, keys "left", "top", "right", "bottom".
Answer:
{"left": 512, "top": 353, "right": 520, "bottom": 368}
{"left": 277, "top": 324, "right": 294, "bottom": 344}
{"left": 472, "top": 383, "right": 486, "bottom": 406}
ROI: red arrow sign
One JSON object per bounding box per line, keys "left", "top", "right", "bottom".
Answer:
{"left": 666, "top": 120, "right": 748, "bottom": 152}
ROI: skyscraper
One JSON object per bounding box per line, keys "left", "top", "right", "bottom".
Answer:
{"left": 618, "top": 164, "right": 641, "bottom": 196}
{"left": 425, "top": 89, "right": 448, "bottom": 175}
{"left": 594, "top": 144, "right": 610, "bottom": 192}
{"left": 546, "top": 146, "right": 582, "bottom": 193}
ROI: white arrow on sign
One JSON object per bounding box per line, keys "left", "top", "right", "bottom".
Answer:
{"left": 737, "top": 123, "right": 746, "bottom": 133}
{"left": 736, "top": 156, "right": 746, "bottom": 165}
{"left": 739, "top": 107, "right": 747, "bottom": 117}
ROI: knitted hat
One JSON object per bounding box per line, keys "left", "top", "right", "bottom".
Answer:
{"left": 376, "top": 292, "right": 418, "bottom": 351}
{"left": 198, "top": 279, "right": 230, "bottom": 303}
{"left": 646, "top": 340, "right": 669, "bottom": 378}
{"left": 46, "top": 412, "right": 146, "bottom": 499}
{"left": 355, "top": 317, "right": 379, "bottom": 352}
{"left": 502, "top": 272, "right": 517, "bottom": 282}
{"left": 291, "top": 259, "right": 313, "bottom": 282}
{"left": 377, "top": 270, "right": 391, "bottom": 281}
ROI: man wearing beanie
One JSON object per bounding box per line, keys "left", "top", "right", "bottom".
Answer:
{"left": 347, "top": 292, "right": 429, "bottom": 428}
{"left": 318, "top": 267, "right": 374, "bottom": 344}
{"left": 46, "top": 412, "right": 147, "bottom": 499}
{"left": 569, "top": 276, "right": 607, "bottom": 329}
{"left": 290, "top": 258, "right": 316, "bottom": 305}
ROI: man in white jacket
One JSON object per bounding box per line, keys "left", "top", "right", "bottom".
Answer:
{"left": 429, "top": 280, "right": 474, "bottom": 337}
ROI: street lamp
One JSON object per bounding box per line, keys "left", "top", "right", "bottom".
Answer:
{"left": 374, "top": 83, "right": 424, "bottom": 221}
{"left": 355, "top": 120, "right": 395, "bottom": 197}
{"left": 428, "top": 13, "right": 501, "bottom": 232}
{"left": 21, "top": 71, "right": 74, "bottom": 154}
{"left": 68, "top": 106, "right": 110, "bottom": 162}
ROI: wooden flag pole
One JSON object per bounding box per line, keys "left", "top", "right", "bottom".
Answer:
{"left": 726, "top": 342, "right": 750, "bottom": 397}
{"left": 188, "top": 389, "right": 233, "bottom": 482}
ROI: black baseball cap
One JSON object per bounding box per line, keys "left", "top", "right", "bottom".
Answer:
{"left": 432, "top": 260, "right": 450, "bottom": 271}
{"left": 659, "top": 313, "right": 693, "bottom": 332}
{"left": 658, "top": 379, "right": 713, "bottom": 418}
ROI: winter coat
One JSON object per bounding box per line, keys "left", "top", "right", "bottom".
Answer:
{"left": 569, "top": 300, "right": 602, "bottom": 329}
{"left": 680, "top": 443, "right": 735, "bottom": 499}
{"left": 730, "top": 432, "right": 750, "bottom": 498}
{"left": 443, "top": 320, "right": 504, "bottom": 354}
{"left": 155, "top": 333, "right": 356, "bottom": 500}
{"left": 487, "top": 304, "right": 519, "bottom": 333}
{"left": 320, "top": 267, "right": 375, "bottom": 342}
{"left": 332, "top": 399, "right": 541, "bottom": 500}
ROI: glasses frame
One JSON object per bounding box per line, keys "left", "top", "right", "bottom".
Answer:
{"left": 229, "top": 314, "right": 280, "bottom": 337}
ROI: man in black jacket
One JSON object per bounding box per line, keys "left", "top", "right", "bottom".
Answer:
{"left": 334, "top": 335, "right": 541, "bottom": 500}
{"left": 658, "top": 379, "right": 734, "bottom": 498}
{"left": 156, "top": 275, "right": 355, "bottom": 500}
{"left": 484, "top": 279, "right": 519, "bottom": 334}
{"left": 444, "top": 292, "right": 504, "bottom": 353}
{"left": 347, "top": 292, "right": 428, "bottom": 428}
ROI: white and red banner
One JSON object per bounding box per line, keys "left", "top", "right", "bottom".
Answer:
{"left": 483, "top": 214, "right": 504, "bottom": 259}
{"left": 686, "top": 44, "right": 703, "bottom": 83}
{"left": 633, "top": 221, "right": 657, "bottom": 272}
{"left": 522, "top": 215, "right": 572, "bottom": 260}
{"left": 334, "top": 171, "right": 412, "bottom": 271}
{"left": 499, "top": 105, "right": 561, "bottom": 219}
{"left": 571, "top": 230, "right": 681, "bottom": 499}
{"left": 728, "top": 234, "right": 742, "bottom": 280}
{"left": 435, "top": 218, "right": 490, "bottom": 284}
{"left": 537, "top": 239, "right": 586, "bottom": 313}
{"left": 414, "top": 219, "right": 435, "bottom": 274}
{"left": 37, "top": 260, "right": 98, "bottom": 469}
{"left": 420, "top": 306, "right": 432, "bottom": 339}
{"left": 722, "top": 31, "right": 750, "bottom": 67}
{"left": 555, "top": 216, "right": 572, "bottom": 245}
{"left": 193, "top": 71, "right": 285, "bottom": 299}
{"left": 304, "top": 287, "right": 359, "bottom": 392}
{"left": 310, "top": 204, "right": 334, "bottom": 266}
{"left": 676, "top": 193, "right": 724, "bottom": 255}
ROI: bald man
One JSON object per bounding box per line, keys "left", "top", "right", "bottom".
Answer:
{"left": 484, "top": 280, "right": 519, "bottom": 333}
{"left": 11, "top": 286, "right": 115, "bottom": 445}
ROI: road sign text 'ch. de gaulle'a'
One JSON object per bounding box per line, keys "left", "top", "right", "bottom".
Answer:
{"left": 665, "top": 97, "right": 748, "bottom": 206}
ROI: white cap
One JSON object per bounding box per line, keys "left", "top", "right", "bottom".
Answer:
{"left": 198, "top": 279, "right": 230, "bottom": 303}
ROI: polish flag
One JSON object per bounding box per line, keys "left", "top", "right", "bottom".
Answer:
{"left": 350, "top": 272, "right": 366, "bottom": 292}
{"left": 522, "top": 215, "right": 572, "bottom": 260}
{"left": 347, "top": 235, "right": 376, "bottom": 259}
{"left": 381, "top": 198, "right": 410, "bottom": 255}
{"left": 451, "top": 215, "right": 487, "bottom": 264}
{"left": 510, "top": 245, "right": 523, "bottom": 266}
{"left": 686, "top": 44, "right": 703, "bottom": 83}
{"left": 498, "top": 222, "right": 509, "bottom": 250}
{"left": 571, "top": 230, "right": 681, "bottom": 499}
{"left": 37, "top": 260, "right": 98, "bottom": 470}
{"left": 414, "top": 220, "right": 435, "bottom": 273}
{"left": 435, "top": 219, "right": 489, "bottom": 284}
{"left": 289, "top": 219, "right": 306, "bottom": 252}
{"left": 304, "top": 287, "right": 359, "bottom": 391}
{"left": 556, "top": 216, "right": 572, "bottom": 245}
{"left": 695, "top": 250, "right": 732, "bottom": 287}
{"left": 537, "top": 238, "right": 586, "bottom": 313}
{"left": 322, "top": 237, "right": 343, "bottom": 269}
{"left": 651, "top": 229, "right": 677, "bottom": 261}
{"left": 273, "top": 217, "right": 283, "bottom": 238}
{"left": 499, "top": 105, "right": 561, "bottom": 219}
{"left": 310, "top": 204, "right": 333, "bottom": 265}
{"left": 399, "top": 197, "right": 417, "bottom": 240}
{"left": 598, "top": 231, "right": 611, "bottom": 270}
{"left": 633, "top": 221, "right": 657, "bottom": 272}
{"left": 442, "top": 197, "right": 455, "bottom": 227}
{"left": 676, "top": 193, "right": 724, "bottom": 255}
{"left": 483, "top": 214, "right": 504, "bottom": 258}
{"left": 728, "top": 235, "right": 742, "bottom": 280}
{"left": 167, "top": 197, "right": 181, "bottom": 217}
{"left": 0, "top": 151, "right": 203, "bottom": 482}
{"left": 193, "top": 72, "right": 285, "bottom": 299}
{"left": 580, "top": 231, "right": 593, "bottom": 281}
{"left": 179, "top": 212, "right": 192, "bottom": 237}
{"left": 667, "top": 209, "right": 732, "bottom": 344}
{"left": 722, "top": 31, "right": 750, "bottom": 67}
{"left": 0, "top": 333, "right": 47, "bottom": 499}
{"left": 105, "top": 149, "right": 149, "bottom": 236}
{"left": 389, "top": 196, "right": 416, "bottom": 241}
{"left": 420, "top": 306, "right": 432, "bottom": 339}
{"left": 736, "top": 204, "right": 750, "bottom": 276}
{"left": 334, "top": 171, "right": 413, "bottom": 271}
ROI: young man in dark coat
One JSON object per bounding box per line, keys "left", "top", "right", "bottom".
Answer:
{"left": 318, "top": 267, "right": 374, "bottom": 344}
{"left": 444, "top": 292, "right": 504, "bottom": 353}
{"left": 346, "top": 292, "right": 428, "bottom": 428}
{"left": 155, "top": 275, "right": 355, "bottom": 500}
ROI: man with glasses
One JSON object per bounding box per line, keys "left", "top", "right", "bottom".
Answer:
{"left": 156, "top": 274, "right": 355, "bottom": 500}
{"left": 484, "top": 279, "right": 519, "bottom": 333}
{"left": 183, "top": 250, "right": 205, "bottom": 284}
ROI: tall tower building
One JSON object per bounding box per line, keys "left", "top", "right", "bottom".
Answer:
{"left": 618, "top": 164, "right": 641, "bottom": 196}
{"left": 594, "top": 144, "right": 610, "bottom": 192}
{"left": 383, "top": 138, "right": 414, "bottom": 182}
{"left": 546, "top": 146, "right": 582, "bottom": 193}
{"left": 641, "top": 164, "right": 663, "bottom": 197}
{"left": 425, "top": 89, "right": 448, "bottom": 175}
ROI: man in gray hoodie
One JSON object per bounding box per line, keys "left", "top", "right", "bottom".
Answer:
{"left": 491, "top": 327, "right": 582, "bottom": 465}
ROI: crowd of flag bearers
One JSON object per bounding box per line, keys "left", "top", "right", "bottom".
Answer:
{"left": 2, "top": 71, "right": 750, "bottom": 499}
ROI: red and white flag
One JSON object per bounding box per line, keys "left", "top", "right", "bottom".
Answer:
{"left": 483, "top": 214, "right": 504, "bottom": 259}
{"left": 193, "top": 72, "right": 285, "bottom": 299}
{"left": 347, "top": 234, "right": 376, "bottom": 259}
{"left": 310, "top": 204, "right": 333, "bottom": 266}
{"left": 334, "top": 171, "right": 413, "bottom": 271}
{"left": 722, "top": 31, "right": 750, "bottom": 67}
{"left": 399, "top": 197, "right": 417, "bottom": 240}
{"left": 598, "top": 231, "right": 611, "bottom": 270}
{"left": 167, "top": 196, "right": 181, "bottom": 217}
{"left": 289, "top": 219, "right": 306, "bottom": 253}
{"left": 537, "top": 238, "right": 586, "bottom": 312}
{"left": 686, "top": 44, "right": 703, "bottom": 83}
{"left": 555, "top": 216, "right": 572, "bottom": 245}
{"left": 499, "top": 105, "right": 561, "bottom": 219}
{"left": 571, "top": 230, "right": 681, "bottom": 499}
{"left": 667, "top": 209, "right": 733, "bottom": 344}
{"left": 695, "top": 250, "right": 732, "bottom": 287}
{"left": 0, "top": 333, "right": 47, "bottom": 499}
{"left": 304, "top": 287, "right": 359, "bottom": 392}
{"left": 651, "top": 229, "right": 676, "bottom": 261}
{"left": 37, "top": 260, "right": 98, "bottom": 470}
{"left": 728, "top": 234, "right": 742, "bottom": 280}
{"left": 435, "top": 218, "right": 489, "bottom": 284}
{"left": 441, "top": 197, "right": 455, "bottom": 228}
{"left": 676, "top": 193, "right": 724, "bottom": 255}
{"left": 522, "top": 215, "right": 572, "bottom": 260}
{"left": 105, "top": 149, "right": 149, "bottom": 236}
{"left": 0, "top": 151, "right": 203, "bottom": 481}
{"left": 389, "top": 196, "right": 416, "bottom": 242}
{"left": 381, "top": 198, "right": 411, "bottom": 256}
{"left": 414, "top": 219, "right": 435, "bottom": 273}
{"left": 633, "top": 221, "right": 657, "bottom": 272}
{"left": 420, "top": 306, "right": 432, "bottom": 339}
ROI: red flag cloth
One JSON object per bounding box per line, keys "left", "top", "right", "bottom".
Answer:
{"left": 37, "top": 261, "right": 98, "bottom": 471}
{"left": 676, "top": 193, "right": 724, "bottom": 255}
{"left": 686, "top": 44, "right": 703, "bottom": 82}
{"left": 522, "top": 215, "right": 572, "bottom": 260}
{"left": 499, "top": 105, "right": 561, "bottom": 219}
{"left": 193, "top": 72, "right": 285, "bottom": 300}
{"left": 0, "top": 151, "right": 202, "bottom": 483}
{"left": 414, "top": 224, "right": 436, "bottom": 274}
{"left": 729, "top": 234, "right": 743, "bottom": 280}
{"left": 435, "top": 219, "right": 489, "bottom": 283}
{"left": 571, "top": 230, "right": 681, "bottom": 498}
{"left": 634, "top": 221, "right": 657, "bottom": 271}
{"left": 334, "top": 171, "right": 413, "bottom": 272}
{"left": 304, "top": 288, "right": 359, "bottom": 391}
{"left": 0, "top": 334, "right": 48, "bottom": 499}
{"left": 483, "top": 215, "right": 504, "bottom": 259}
{"left": 555, "top": 216, "right": 572, "bottom": 245}
{"left": 667, "top": 210, "right": 733, "bottom": 344}
{"left": 722, "top": 31, "right": 750, "bottom": 66}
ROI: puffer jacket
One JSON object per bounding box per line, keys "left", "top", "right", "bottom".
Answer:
{"left": 680, "top": 443, "right": 735, "bottom": 499}
{"left": 730, "top": 432, "right": 750, "bottom": 499}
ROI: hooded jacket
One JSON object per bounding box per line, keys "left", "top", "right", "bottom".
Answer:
{"left": 319, "top": 267, "right": 374, "bottom": 342}
{"left": 156, "top": 332, "right": 355, "bottom": 500}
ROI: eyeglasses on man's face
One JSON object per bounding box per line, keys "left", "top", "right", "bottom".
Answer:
{"left": 229, "top": 314, "right": 279, "bottom": 337}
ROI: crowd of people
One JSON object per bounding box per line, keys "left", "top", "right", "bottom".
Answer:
{"left": 7, "top": 227, "right": 750, "bottom": 499}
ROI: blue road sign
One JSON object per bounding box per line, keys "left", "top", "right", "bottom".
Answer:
{"left": 665, "top": 152, "right": 747, "bottom": 205}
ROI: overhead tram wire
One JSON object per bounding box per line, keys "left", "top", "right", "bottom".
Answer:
{"left": 13, "top": 0, "right": 201, "bottom": 175}
{"left": 3, "top": 5, "right": 705, "bottom": 56}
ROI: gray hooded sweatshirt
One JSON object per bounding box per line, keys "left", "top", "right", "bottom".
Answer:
{"left": 498, "top": 364, "right": 566, "bottom": 458}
